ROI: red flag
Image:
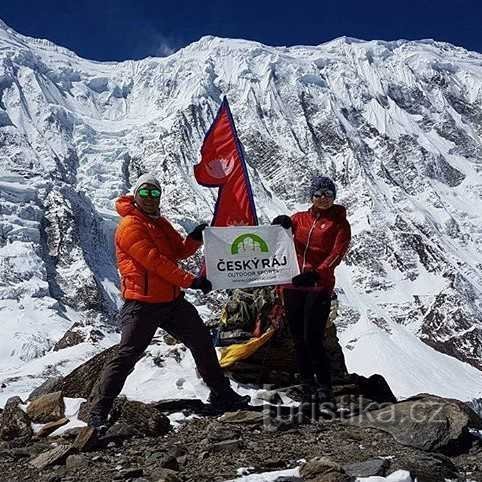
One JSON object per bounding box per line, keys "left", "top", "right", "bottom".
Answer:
{"left": 194, "top": 97, "right": 258, "bottom": 226}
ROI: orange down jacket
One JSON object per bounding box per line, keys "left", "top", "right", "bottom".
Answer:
{"left": 115, "top": 195, "right": 202, "bottom": 303}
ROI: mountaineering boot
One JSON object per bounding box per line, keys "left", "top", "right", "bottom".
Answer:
{"left": 208, "top": 386, "right": 251, "bottom": 412}
{"left": 316, "top": 383, "right": 337, "bottom": 416}
{"left": 299, "top": 383, "right": 319, "bottom": 421}
{"left": 87, "top": 406, "right": 109, "bottom": 434}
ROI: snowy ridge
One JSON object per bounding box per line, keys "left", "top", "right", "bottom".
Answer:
{"left": 0, "top": 18, "right": 482, "bottom": 404}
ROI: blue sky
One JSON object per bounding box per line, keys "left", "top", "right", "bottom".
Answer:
{"left": 1, "top": 0, "right": 481, "bottom": 61}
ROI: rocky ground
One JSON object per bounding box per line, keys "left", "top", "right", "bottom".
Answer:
{"left": 2, "top": 335, "right": 482, "bottom": 482}
{"left": 1, "top": 396, "right": 482, "bottom": 482}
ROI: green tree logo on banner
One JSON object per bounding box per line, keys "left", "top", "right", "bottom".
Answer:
{"left": 231, "top": 234, "right": 269, "bottom": 255}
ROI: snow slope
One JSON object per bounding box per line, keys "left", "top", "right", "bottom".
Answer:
{"left": 0, "top": 19, "right": 482, "bottom": 404}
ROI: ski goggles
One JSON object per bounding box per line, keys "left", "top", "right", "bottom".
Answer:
{"left": 312, "top": 189, "right": 335, "bottom": 199}
{"left": 137, "top": 188, "right": 161, "bottom": 199}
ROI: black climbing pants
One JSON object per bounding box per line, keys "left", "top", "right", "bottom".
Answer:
{"left": 283, "top": 288, "right": 332, "bottom": 387}
{"left": 90, "top": 296, "right": 228, "bottom": 416}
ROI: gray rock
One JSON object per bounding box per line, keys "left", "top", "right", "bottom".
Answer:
{"left": 110, "top": 400, "right": 171, "bottom": 437}
{"left": 0, "top": 396, "right": 33, "bottom": 442}
{"left": 300, "top": 457, "right": 352, "bottom": 482}
{"left": 218, "top": 409, "right": 265, "bottom": 424}
{"left": 157, "top": 454, "right": 179, "bottom": 471}
{"left": 48, "top": 345, "right": 120, "bottom": 399}
{"left": 30, "top": 444, "right": 73, "bottom": 469}
{"left": 150, "top": 468, "right": 181, "bottom": 482}
{"left": 28, "top": 377, "right": 64, "bottom": 401}
{"left": 345, "top": 394, "right": 482, "bottom": 453}
{"left": 117, "top": 467, "right": 143, "bottom": 479}
{"left": 8, "top": 447, "right": 31, "bottom": 458}
{"left": 255, "top": 390, "right": 283, "bottom": 405}
{"left": 53, "top": 323, "right": 85, "bottom": 351}
{"left": 72, "top": 426, "right": 101, "bottom": 452}
{"left": 342, "top": 458, "right": 389, "bottom": 477}
{"left": 402, "top": 452, "right": 459, "bottom": 482}
{"left": 274, "top": 478, "right": 304, "bottom": 482}
{"left": 38, "top": 417, "right": 69, "bottom": 437}
{"left": 66, "top": 453, "right": 87, "bottom": 469}
{"left": 207, "top": 425, "right": 240, "bottom": 442}
{"left": 26, "top": 391, "right": 65, "bottom": 423}
{"left": 208, "top": 438, "right": 243, "bottom": 452}
{"left": 60, "top": 426, "right": 83, "bottom": 439}
{"left": 103, "top": 422, "right": 139, "bottom": 441}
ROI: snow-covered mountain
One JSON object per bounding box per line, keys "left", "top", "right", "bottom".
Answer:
{"left": 1, "top": 18, "right": 481, "bottom": 403}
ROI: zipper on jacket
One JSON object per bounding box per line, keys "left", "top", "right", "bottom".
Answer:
{"left": 144, "top": 271, "right": 149, "bottom": 296}
{"left": 302, "top": 212, "right": 320, "bottom": 272}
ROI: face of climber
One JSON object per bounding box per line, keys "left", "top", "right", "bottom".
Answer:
{"left": 311, "top": 189, "right": 335, "bottom": 210}
{"left": 135, "top": 183, "right": 161, "bottom": 215}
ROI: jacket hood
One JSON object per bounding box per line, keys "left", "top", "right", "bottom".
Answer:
{"left": 116, "top": 195, "right": 138, "bottom": 218}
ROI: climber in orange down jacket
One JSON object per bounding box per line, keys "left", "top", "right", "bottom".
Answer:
{"left": 88, "top": 173, "right": 249, "bottom": 430}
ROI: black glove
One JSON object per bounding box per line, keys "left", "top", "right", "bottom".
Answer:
{"left": 271, "top": 215, "right": 292, "bottom": 229}
{"left": 292, "top": 270, "right": 319, "bottom": 287}
{"left": 190, "top": 276, "right": 213, "bottom": 294}
{"left": 188, "top": 223, "right": 208, "bottom": 242}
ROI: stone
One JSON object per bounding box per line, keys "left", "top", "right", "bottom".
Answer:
{"left": 53, "top": 323, "right": 85, "bottom": 351}
{"left": 72, "top": 426, "right": 100, "bottom": 452}
{"left": 30, "top": 444, "right": 74, "bottom": 469}
{"left": 65, "top": 453, "right": 87, "bottom": 469}
{"left": 402, "top": 453, "right": 459, "bottom": 482}
{"left": 103, "top": 422, "right": 139, "bottom": 441}
{"left": 60, "top": 427, "right": 83, "bottom": 439}
{"left": 157, "top": 454, "right": 179, "bottom": 471}
{"left": 0, "top": 396, "right": 33, "bottom": 442}
{"left": 208, "top": 438, "right": 243, "bottom": 452}
{"left": 47, "top": 345, "right": 120, "bottom": 399}
{"left": 118, "top": 467, "right": 143, "bottom": 479}
{"left": 38, "top": 418, "right": 69, "bottom": 437}
{"left": 8, "top": 447, "right": 31, "bottom": 458}
{"left": 110, "top": 400, "right": 171, "bottom": 437}
{"left": 28, "top": 377, "right": 64, "bottom": 401}
{"left": 300, "top": 457, "right": 352, "bottom": 482}
{"left": 150, "top": 468, "right": 181, "bottom": 482}
{"left": 345, "top": 394, "right": 482, "bottom": 453}
{"left": 342, "top": 458, "right": 389, "bottom": 477}
{"left": 255, "top": 390, "right": 283, "bottom": 405}
{"left": 27, "top": 391, "right": 65, "bottom": 423}
{"left": 218, "top": 409, "right": 265, "bottom": 424}
{"left": 207, "top": 425, "right": 240, "bottom": 442}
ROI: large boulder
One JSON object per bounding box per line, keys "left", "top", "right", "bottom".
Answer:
{"left": 28, "top": 376, "right": 63, "bottom": 401}
{"left": 44, "top": 345, "right": 119, "bottom": 399}
{"left": 0, "top": 396, "right": 33, "bottom": 443}
{"left": 300, "top": 457, "right": 352, "bottom": 482}
{"left": 110, "top": 399, "right": 171, "bottom": 437}
{"left": 344, "top": 394, "right": 482, "bottom": 454}
{"left": 26, "top": 391, "right": 65, "bottom": 423}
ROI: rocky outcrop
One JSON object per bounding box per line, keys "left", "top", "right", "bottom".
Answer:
{"left": 26, "top": 391, "right": 65, "bottom": 423}
{"left": 300, "top": 457, "right": 352, "bottom": 482}
{"left": 345, "top": 394, "right": 482, "bottom": 454}
{"left": 0, "top": 396, "right": 33, "bottom": 443}
{"left": 45, "top": 345, "right": 119, "bottom": 399}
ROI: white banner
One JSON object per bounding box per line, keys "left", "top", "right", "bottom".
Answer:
{"left": 204, "top": 225, "right": 300, "bottom": 289}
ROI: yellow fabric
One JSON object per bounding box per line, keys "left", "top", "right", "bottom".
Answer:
{"left": 219, "top": 327, "right": 276, "bottom": 368}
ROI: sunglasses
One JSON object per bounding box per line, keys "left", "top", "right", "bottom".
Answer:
{"left": 313, "top": 190, "right": 334, "bottom": 199}
{"left": 138, "top": 188, "right": 161, "bottom": 199}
